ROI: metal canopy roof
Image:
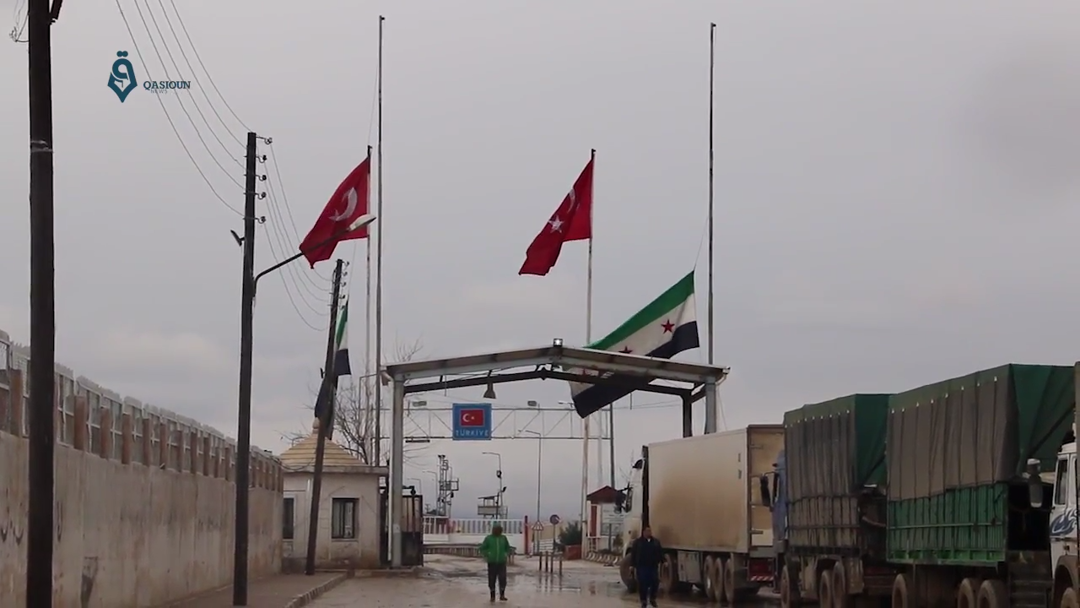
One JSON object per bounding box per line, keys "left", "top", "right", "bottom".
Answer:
{"left": 385, "top": 344, "right": 729, "bottom": 386}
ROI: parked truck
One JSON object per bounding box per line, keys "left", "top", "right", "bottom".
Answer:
{"left": 769, "top": 364, "right": 1075, "bottom": 608}
{"left": 1041, "top": 361, "right": 1080, "bottom": 608}
{"left": 885, "top": 363, "right": 1073, "bottom": 608}
{"left": 618, "top": 425, "right": 784, "bottom": 604}
{"left": 766, "top": 394, "right": 897, "bottom": 607}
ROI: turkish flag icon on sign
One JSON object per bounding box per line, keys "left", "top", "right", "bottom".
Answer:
{"left": 458, "top": 408, "right": 486, "bottom": 427}
{"left": 452, "top": 403, "right": 492, "bottom": 440}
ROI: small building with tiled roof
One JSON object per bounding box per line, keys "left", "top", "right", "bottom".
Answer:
{"left": 280, "top": 421, "right": 387, "bottom": 570}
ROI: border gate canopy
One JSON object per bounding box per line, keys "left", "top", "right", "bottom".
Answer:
{"left": 385, "top": 344, "right": 729, "bottom": 404}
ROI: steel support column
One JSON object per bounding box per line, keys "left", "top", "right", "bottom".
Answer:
{"left": 703, "top": 377, "right": 718, "bottom": 434}
{"left": 681, "top": 393, "right": 693, "bottom": 438}
{"left": 389, "top": 377, "right": 405, "bottom": 568}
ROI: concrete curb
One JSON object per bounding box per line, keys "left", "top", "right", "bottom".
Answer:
{"left": 282, "top": 573, "right": 348, "bottom": 608}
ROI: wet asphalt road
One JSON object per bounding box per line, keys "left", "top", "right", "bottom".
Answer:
{"left": 309, "top": 555, "right": 780, "bottom": 607}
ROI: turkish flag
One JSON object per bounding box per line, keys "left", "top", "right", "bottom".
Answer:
{"left": 300, "top": 154, "right": 372, "bottom": 268}
{"left": 518, "top": 155, "right": 594, "bottom": 276}
{"left": 458, "top": 408, "right": 486, "bottom": 427}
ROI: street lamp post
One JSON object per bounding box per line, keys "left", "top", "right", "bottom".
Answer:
{"left": 233, "top": 213, "right": 376, "bottom": 605}
{"left": 482, "top": 451, "right": 503, "bottom": 517}
{"left": 522, "top": 430, "right": 542, "bottom": 553}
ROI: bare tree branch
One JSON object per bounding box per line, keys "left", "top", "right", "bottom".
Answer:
{"left": 283, "top": 337, "right": 427, "bottom": 465}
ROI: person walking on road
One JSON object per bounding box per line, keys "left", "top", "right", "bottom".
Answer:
{"left": 479, "top": 524, "right": 512, "bottom": 602}
{"left": 630, "top": 526, "right": 664, "bottom": 607}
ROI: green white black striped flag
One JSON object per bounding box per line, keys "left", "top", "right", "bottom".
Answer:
{"left": 569, "top": 271, "right": 700, "bottom": 417}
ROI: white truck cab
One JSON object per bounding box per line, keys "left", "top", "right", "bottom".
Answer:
{"left": 1049, "top": 436, "right": 1080, "bottom": 607}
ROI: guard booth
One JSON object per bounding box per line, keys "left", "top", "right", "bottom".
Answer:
{"left": 380, "top": 484, "right": 425, "bottom": 566}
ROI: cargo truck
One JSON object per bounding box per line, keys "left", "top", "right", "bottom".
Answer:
{"left": 883, "top": 363, "right": 1074, "bottom": 608}
{"left": 765, "top": 394, "right": 897, "bottom": 607}
{"left": 617, "top": 425, "right": 784, "bottom": 604}
{"left": 1045, "top": 362, "right": 1080, "bottom": 608}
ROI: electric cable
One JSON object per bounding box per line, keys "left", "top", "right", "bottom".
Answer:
{"left": 115, "top": 0, "right": 241, "bottom": 216}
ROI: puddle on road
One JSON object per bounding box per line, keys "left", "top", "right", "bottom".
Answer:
{"left": 419, "top": 556, "right": 776, "bottom": 606}
{"left": 439, "top": 572, "right": 775, "bottom": 606}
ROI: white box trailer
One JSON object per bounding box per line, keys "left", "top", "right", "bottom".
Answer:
{"left": 619, "top": 425, "right": 784, "bottom": 604}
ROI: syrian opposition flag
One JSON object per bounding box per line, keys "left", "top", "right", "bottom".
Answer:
{"left": 300, "top": 151, "right": 372, "bottom": 268}
{"left": 333, "top": 300, "right": 352, "bottom": 377}
{"left": 518, "top": 154, "right": 594, "bottom": 276}
{"left": 315, "top": 300, "right": 352, "bottom": 425}
{"left": 569, "top": 271, "right": 701, "bottom": 417}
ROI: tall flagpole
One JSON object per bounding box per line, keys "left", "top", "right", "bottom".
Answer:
{"left": 705, "top": 23, "right": 718, "bottom": 434}
{"left": 581, "top": 148, "right": 596, "bottom": 545}
{"left": 707, "top": 23, "right": 716, "bottom": 369}
{"left": 373, "top": 15, "right": 385, "bottom": 465}
{"left": 364, "top": 145, "right": 373, "bottom": 462}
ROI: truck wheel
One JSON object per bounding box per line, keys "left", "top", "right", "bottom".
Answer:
{"left": 1061, "top": 587, "right": 1080, "bottom": 608}
{"left": 829, "top": 565, "right": 846, "bottom": 608}
{"left": 780, "top": 563, "right": 801, "bottom": 608}
{"left": 619, "top": 555, "right": 637, "bottom": 593}
{"left": 723, "top": 559, "right": 737, "bottom": 605}
{"left": 891, "top": 573, "right": 912, "bottom": 608}
{"left": 659, "top": 554, "right": 676, "bottom": 595}
{"left": 704, "top": 557, "right": 720, "bottom": 602}
{"left": 976, "top": 579, "right": 1008, "bottom": 608}
{"left": 956, "top": 578, "right": 980, "bottom": 608}
{"left": 819, "top": 568, "right": 835, "bottom": 607}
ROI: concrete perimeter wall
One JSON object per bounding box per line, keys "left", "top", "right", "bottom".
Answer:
{"left": 0, "top": 331, "right": 283, "bottom": 607}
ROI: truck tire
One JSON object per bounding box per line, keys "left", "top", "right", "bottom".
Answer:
{"left": 723, "top": 558, "right": 737, "bottom": 605}
{"left": 704, "top": 556, "right": 720, "bottom": 602}
{"left": 976, "top": 579, "right": 1008, "bottom": 608}
{"left": 820, "top": 567, "right": 835, "bottom": 607}
{"left": 659, "top": 554, "right": 676, "bottom": 595}
{"left": 891, "top": 573, "right": 913, "bottom": 608}
{"left": 1061, "top": 587, "right": 1080, "bottom": 608}
{"left": 619, "top": 555, "right": 637, "bottom": 593}
{"left": 956, "top": 578, "right": 980, "bottom": 608}
{"left": 831, "top": 566, "right": 849, "bottom": 608}
{"left": 780, "top": 563, "right": 801, "bottom": 608}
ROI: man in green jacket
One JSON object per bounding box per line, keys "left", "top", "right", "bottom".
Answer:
{"left": 479, "top": 524, "right": 512, "bottom": 602}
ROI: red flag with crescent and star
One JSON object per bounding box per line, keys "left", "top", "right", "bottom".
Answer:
{"left": 458, "top": 407, "right": 487, "bottom": 427}
{"left": 518, "top": 155, "right": 594, "bottom": 276}
{"left": 300, "top": 154, "right": 371, "bottom": 268}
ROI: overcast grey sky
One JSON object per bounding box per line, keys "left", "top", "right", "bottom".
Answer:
{"left": 2, "top": 1, "right": 1080, "bottom": 521}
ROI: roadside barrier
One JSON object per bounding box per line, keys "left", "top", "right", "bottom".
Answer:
{"left": 584, "top": 551, "right": 620, "bottom": 566}
{"left": 423, "top": 543, "right": 516, "bottom": 565}
{"left": 538, "top": 551, "right": 563, "bottom": 577}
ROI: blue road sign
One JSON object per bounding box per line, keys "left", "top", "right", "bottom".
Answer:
{"left": 452, "top": 403, "right": 493, "bottom": 441}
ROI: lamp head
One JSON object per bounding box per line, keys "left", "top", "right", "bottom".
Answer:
{"left": 348, "top": 213, "right": 377, "bottom": 232}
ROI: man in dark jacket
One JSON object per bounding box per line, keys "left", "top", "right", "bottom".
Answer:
{"left": 630, "top": 526, "right": 663, "bottom": 607}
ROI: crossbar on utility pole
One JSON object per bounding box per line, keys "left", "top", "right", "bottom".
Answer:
{"left": 233, "top": 131, "right": 259, "bottom": 606}
{"left": 305, "top": 259, "right": 344, "bottom": 575}
{"left": 27, "top": 0, "right": 57, "bottom": 603}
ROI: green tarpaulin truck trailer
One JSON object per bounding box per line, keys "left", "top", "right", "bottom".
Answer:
{"left": 886, "top": 363, "right": 1074, "bottom": 608}
{"left": 771, "top": 394, "right": 896, "bottom": 607}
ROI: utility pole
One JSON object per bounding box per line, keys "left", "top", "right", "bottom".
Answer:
{"left": 232, "top": 131, "right": 259, "bottom": 606}
{"left": 27, "top": 0, "right": 59, "bottom": 604}
{"left": 305, "top": 259, "right": 345, "bottom": 575}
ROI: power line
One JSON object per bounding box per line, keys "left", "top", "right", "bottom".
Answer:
{"left": 167, "top": 0, "right": 250, "bottom": 133}
{"left": 257, "top": 221, "right": 324, "bottom": 331}
{"left": 136, "top": 0, "right": 243, "bottom": 187}
{"left": 266, "top": 144, "right": 331, "bottom": 283}
{"left": 115, "top": 0, "right": 241, "bottom": 216}
{"left": 262, "top": 201, "right": 331, "bottom": 312}
{"left": 154, "top": 0, "right": 245, "bottom": 153}
{"left": 262, "top": 166, "right": 331, "bottom": 299}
